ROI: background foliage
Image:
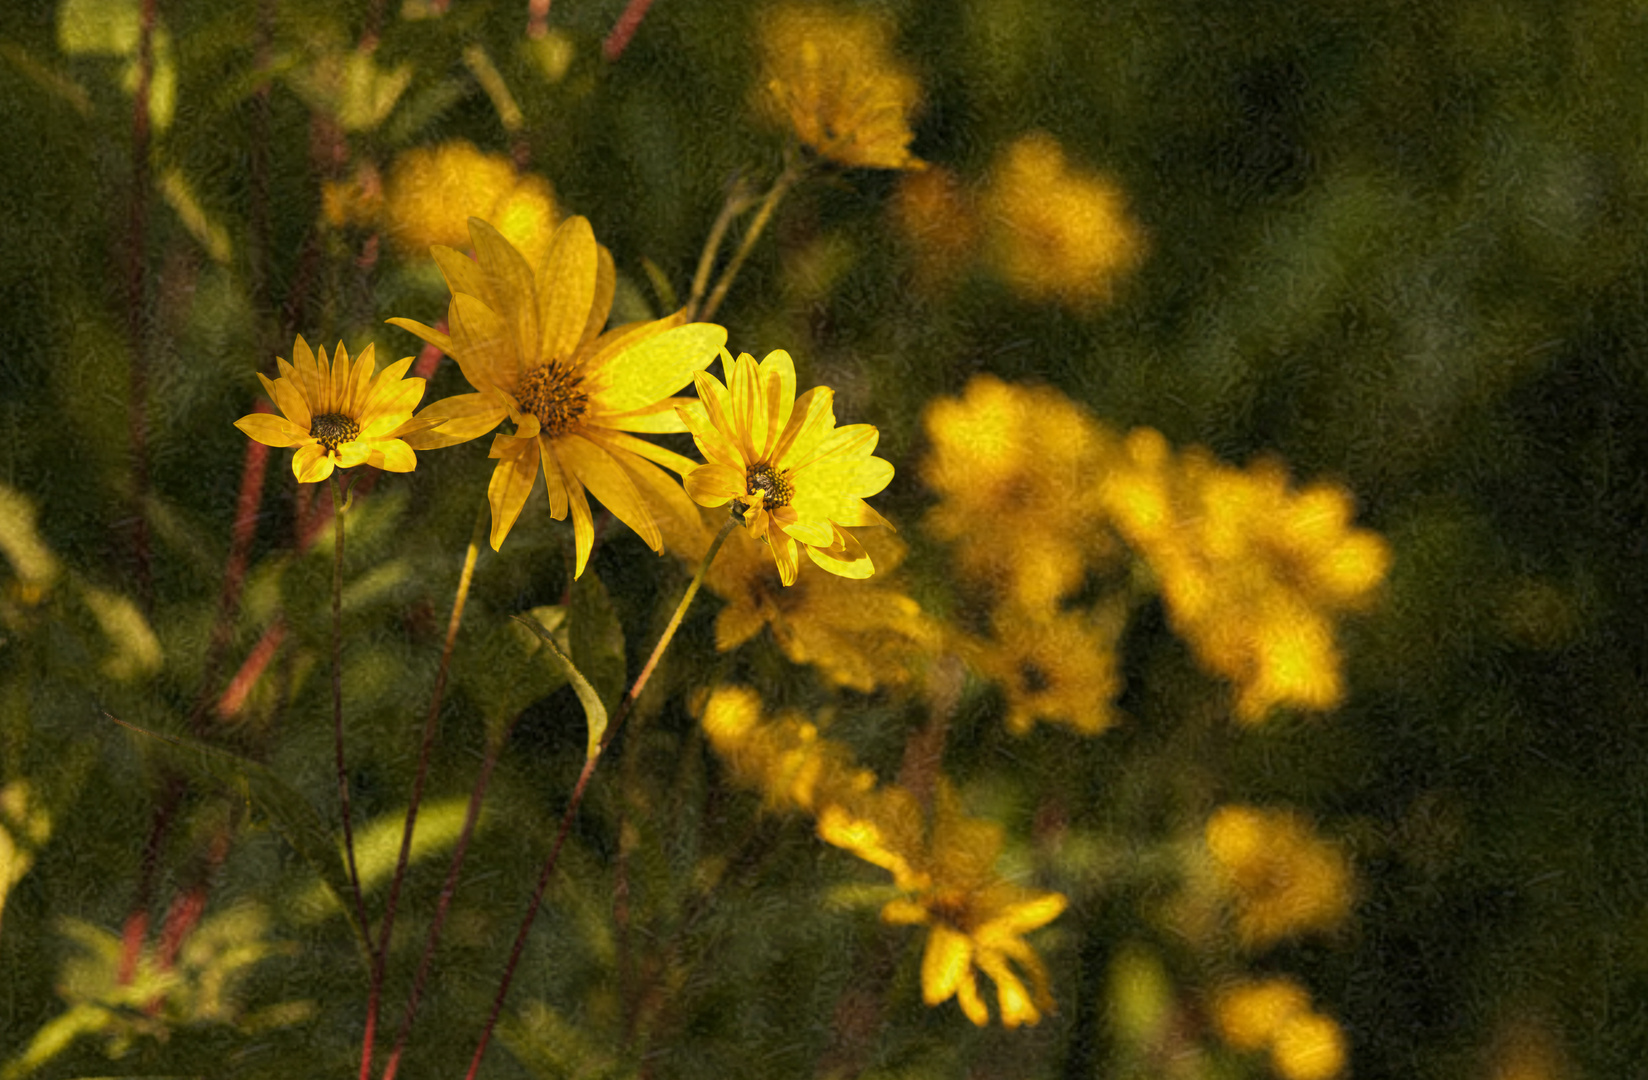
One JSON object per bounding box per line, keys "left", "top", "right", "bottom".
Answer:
{"left": 2, "top": 0, "right": 1645, "bottom": 1078}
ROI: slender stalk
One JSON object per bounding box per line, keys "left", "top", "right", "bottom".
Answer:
{"left": 698, "top": 161, "right": 805, "bottom": 323}
{"left": 602, "top": 0, "right": 657, "bottom": 62}
{"left": 462, "top": 517, "right": 738, "bottom": 1080}
{"left": 685, "top": 177, "right": 758, "bottom": 322}
{"left": 124, "top": 0, "right": 157, "bottom": 615}
{"left": 378, "top": 722, "right": 514, "bottom": 1080}
{"left": 329, "top": 473, "right": 371, "bottom": 951}
{"left": 360, "top": 501, "right": 488, "bottom": 1080}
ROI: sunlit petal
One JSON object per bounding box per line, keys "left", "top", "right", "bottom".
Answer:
{"left": 486, "top": 434, "right": 541, "bottom": 550}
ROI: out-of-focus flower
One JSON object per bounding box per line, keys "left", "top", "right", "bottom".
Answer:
{"left": 321, "top": 163, "right": 384, "bottom": 230}
{"left": 757, "top": 3, "right": 924, "bottom": 170}
{"left": 679, "top": 349, "right": 894, "bottom": 586}
{"left": 382, "top": 141, "right": 559, "bottom": 266}
{"left": 1213, "top": 978, "right": 1347, "bottom": 1080}
{"left": 850, "top": 784, "right": 1066, "bottom": 1029}
{"left": 923, "top": 375, "right": 1117, "bottom": 609}
{"left": 975, "top": 603, "right": 1123, "bottom": 736}
{"left": 388, "top": 216, "right": 725, "bottom": 569}
{"left": 891, "top": 165, "right": 980, "bottom": 288}
{"left": 1098, "top": 429, "right": 1391, "bottom": 721}
{"left": 234, "top": 337, "right": 427, "bottom": 484}
{"left": 700, "top": 685, "right": 876, "bottom": 813}
{"left": 698, "top": 519, "right": 937, "bottom": 691}
{"left": 1204, "top": 805, "right": 1353, "bottom": 948}
{"left": 984, "top": 131, "right": 1144, "bottom": 310}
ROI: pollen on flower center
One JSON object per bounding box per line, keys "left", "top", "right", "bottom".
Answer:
{"left": 518, "top": 362, "right": 589, "bottom": 436}
{"left": 745, "top": 462, "right": 794, "bottom": 510}
{"left": 311, "top": 412, "right": 361, "bottom": 452}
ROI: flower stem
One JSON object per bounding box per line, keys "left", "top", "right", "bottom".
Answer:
{"left": 329, "top": 473, "right": 371, "bottom": 956}
{"left": 360, "top": 499, "right": 488, "bottom": 1080}
{"left": 698, "top": 160, "right": 805, "bottom": 323}
{"left": 685, "top": 177, "right": 759, "bottom": 320}
{"left": 462, "top": 517, "right": 738, "bottom": 1080}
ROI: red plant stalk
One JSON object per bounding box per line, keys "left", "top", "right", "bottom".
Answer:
{"left": 603, "top": 0, "right": 657, "bottom": 61}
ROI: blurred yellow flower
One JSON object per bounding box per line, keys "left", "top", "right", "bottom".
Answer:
{"left": 695, "top": 518, "right": 936, "bottom": 691}
{"left": 1204, "top": 805, "right": 1354, "bottom": 948}
{"left": 234, "top": 337, "right": 427, "bottom": 484}
{"left": 1213, "top": 978, "right": 1347, "bottom": 1080}
{"left": 985, "top": 131, "right": 1144, "bottom": 310}
{"left": 388, "top": 216, "right": 726, "bottom": 570}
{"left": 1098, "top": 433, "right": 1391, "bottom": 721}
{"left": 757, "top": 3, "right": 924, "bottom": 170}
{"left": 320, "top": 163, "right": 384, "bottom": 230}
{"left": 382, "top": 140, "right": 559, "bottom": 267}
{"left": 975, "top": 603, "right": 1124, "bottom": 736}
{"left": 679, "top": 350, "right": 894, "bottom": 586}
{"left": 700, "top": 685, "right": 876, "bottom": 813}
{"left": 922, "top": 375, "right": 1117, "bottom": 609}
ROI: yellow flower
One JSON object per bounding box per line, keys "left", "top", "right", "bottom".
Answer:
{"left": 678, "top": 349, "right": 893, "bottom": 586}
{"left": 699, "top": 517, "right": 935, "bottom": 691}
{"left": 757, "top": 3, "right": 924, "bottom": 170}
{"left": 985, "top": 131, "right": 1144, "bottom": 310}
{"left": 922, "top": 374, "right": 1118, "bottom": 608}
{"left": 1271, "top": 1010, "right": 1348, "bottom": 1080}
{"left": 388, "top": 215, "right": 727, "bottom": 570}
{"left": 1212, "top": 977, "right": 1312, "bottom": 1052}
{"left": 234, "top": 337, "right": 426, "bottom": 484}
{"left": 975, "top": 603, "right": 1124, "bottom": 736}
{"left": 700, "top": 685, "right": 876, "bottom": 813}
{"left": 1204, "top": 805, "right": 1354, "bottom": 948}
{"left": 383, "top": 140, "right": 559, "bottom": 267}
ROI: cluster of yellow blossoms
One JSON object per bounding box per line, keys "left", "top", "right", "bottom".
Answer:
{"left": 1204, "top": 804, "right": 1354, "bottom": 948}
{"left": 701, "top": 686, "right": 1066, "bottom": 1028}
{"left": 1213, "top": 977, "right": 1349, "bottom": 1080}
{"left": 921, "top": 374, "right": 1389, "bottom": 725}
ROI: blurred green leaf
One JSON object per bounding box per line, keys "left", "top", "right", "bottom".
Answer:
{"left": 460, "top": 605, "right": 570, "bottom": 738}
{"left": 513, "top": 612, "right": 609, "bottom": 761}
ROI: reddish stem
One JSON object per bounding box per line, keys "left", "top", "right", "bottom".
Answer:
{"left": 217, "top": 618, "right": 287, "bottom": 719}
{"left": 603, "top": 0, "right": 657, "bottom": 61}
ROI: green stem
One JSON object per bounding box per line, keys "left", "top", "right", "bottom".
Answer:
{"left": 698, "top": 160, "right": 805, "bottom": 323}
{"left": 461, "top": 517, "right": 738, "bottom": 1080}
{"left": 685, "top": 175, "right": 758, "bottom": 321}
{"left": 328, "top": 472, "right": 370, "bottom": 956}
{"left": 360, "top": 499, "right": 487, "bottom": 1080}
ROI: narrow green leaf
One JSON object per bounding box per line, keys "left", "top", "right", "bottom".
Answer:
{"left": 570, "top": 570, "right": 626, "bottom": 716}
{"left": 458, "top": 606, "right": 570, "bottom": 739}
{"left": 103, "top": 715, "right": 364, "bottom": 953}
{"left": 511, "top": 615, "right": 609, "bottom": 760}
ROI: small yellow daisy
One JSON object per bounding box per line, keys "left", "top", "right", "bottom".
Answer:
{"left": 233, "top": 336, "right": 427, "bottom": 484}
{"left": 677, "top": 349, "right": 893, "bottom": 586}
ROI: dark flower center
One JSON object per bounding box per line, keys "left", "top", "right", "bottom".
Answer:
{"left": 1018, "top": 661, "right": 1052, "bottom": 695}
{"left": 312, "top": 412, "right": 361, "bottom": 453}
{"left": 737, "top": 462, "right": 793, "bottom": 518}
{"left": 518, "top": 362, "right": 589, "bottom": 436}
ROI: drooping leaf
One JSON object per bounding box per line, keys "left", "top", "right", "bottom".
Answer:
{"left": 459, "top": 605, "right": 570, "bottom": 740}
{"left": 570, "top": 569, "right": 626, "bottom": 718}
{"left": 512, "top": 614, "right": 609, "bottom": 761}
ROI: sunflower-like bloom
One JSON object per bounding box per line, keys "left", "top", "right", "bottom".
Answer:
{"left": 234, "top": 337, "right": 427, "bottom": 484}
{"left": 757, "top": 3, "right": 924, "bottom": 170}
{"left": 678, "top": 350, "right": 893, "bottom": 586}
{"left": 388, "top": 216, "right": 727, "bottom": 571}
{"left": 823, "top": 784, "right": 1067, "bottom": 1028}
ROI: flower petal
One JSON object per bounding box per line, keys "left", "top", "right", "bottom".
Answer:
{"left": 581, "top": 243, "right": 617, "bottom": 347}
{"left": 771, "top": 530, "right": 801, "bottom": 586}
{"left": 347, "top": 342, "right": 377, "bottom": 416}
{"left": 292, "top": 441, "right": 333, "bottom": 483}
{"left": 591, "top": 428, "right": 699, "bottom": 476}
{"left": 450, "top": 292, "right": 517, "bottom": 396}
{"left": 326, "top": 342, "right": 351, "bottom": 415}
{"left": 594, "top": 322, "right": 727, "bottom": 415}
{"left": 804, "top": 527, "right": 876, "bottom": 579}
{"left": 685, "top": 463, "right": 746, "bottom": 507}
{"left": 791, "top": 454, "right": 894, "bottom": 522}
{"left": 773, "top": 386, "right": 835, "bottom": 470}
{"left": 367, "top": 438, "right": 417, "bottom": 473}
{"left": 385, "top": 317, "right": 455, "bottom": 358}
{"left": 558, "top": 432, "right": 662, "bottom": 554}
{"left": 537, "top": 215, "right": 598, "bottom": 363}
{"left": 260, "top": 372, "right": 312, "bottom": 431}
{"left": 539, "top": 437, "right": 571, "bottom": 520}
{"left": 586, "top": 429, "right": 705, "bottom": 557}
{"left": 921, "top": 924, "right": 972, "bottom": 1006}
{"left": 335, "top": 441, "right": 373, "bottom": 468}
{"left": 432, "top": 244, "right": 490, "bottom": 308}
{"left": 486, "top": 433, "right": 541, "bottom": 551}
{"left": 679, "top": 391, "right": 744, "bottom": 471}
{"left": 469, "top": 216, "right": 538, "bottom": 367}
{"left": 235, "top": 412, "right": 309, "bottom": 448}
{"left": 403, "top": 393, "right": 509, "bottom": 450}
{"left": 567, "top": 474, "right": 595, "bottom": 578}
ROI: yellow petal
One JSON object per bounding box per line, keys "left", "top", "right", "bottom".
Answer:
{"left": 595, "top": 428, "right": 699, "bottom": 477}
{"left": 235, "top": 412, "right": 309, "bottom": 448}
{"left": 291, "top": 336, "right": 324, "bottom": 409}
{"left": 588, "top": 430, "right": 706, "bottom": 558}
{"left": 596, "top": 322, "right": 727, "bottom": 415}
{"left": 259, "top": 372, "right": 311, "bottom": 431}
{"left": 347, "top": 342, "right": 377, "bottom": 415}
{"left": 558, "top": 433, "right": 662, "bottom": 554}
{"left": 771, "top": 530, "right": 800, "bottom": 586}
{"left": 326, "top": 342, "right": 351, "bottom": 414}
{"left": 684, "top": 463, "right": 745, "bottom": 507}
{"left": 716, "top": 603, "right": 767, "bottom": 651}
{"left": 432, "top": 243, "right": 490, "bottom": 307}
{"left": 385, "top": 316, "right": 455, "bottom": 357}
{"left": 921, "top": 924, "right": 972, "bottom": 1005}
{"left": 368, "top": 438, "right": 417, "bottom": 473}
{"left": 468, "top": 217, "right": 538, "bottom": 366}
{"left": 803, "top": 527, "right": 875, "bottom": 579}
{"left": 679, "top": 392, "right": 743, "bottom": 471}
{"left": 335, "top": 441, "right": 373, "bottom": 469}
{"left": 538, "top": 437, "right": 571, "bottom": 520}
{"left": 537, "top": 215, "right": 598, "bottom": 363}
{"left": 451, "top": 291, "right": 518, "bottom": 397}
{"left": 567, "top": 474, "right": 595, "bottom": 578}
{"left": 292, "top": 441, "right": 333, "bottom": 483}
{"left": 404, "top": 392, "right": 509, "bottom": 450}
{"left": 773, "top": 386, "right": 836, "bottom": 471}
{"left": 486, "top": 434, "right": 540, "bottom": 550}
{"left": 594, "top": 396, "right": 694, "bottom": 434}
{"left": 756, "top": 349, "right": 797, "bottom": 457}
{"left": 581, "top": 243, "right": 617, "bottom": 346}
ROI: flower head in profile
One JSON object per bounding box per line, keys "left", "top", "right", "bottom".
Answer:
{"left": 389, "top": 216, "right": 726, "bottom": 573}
{"left": 757, "top": 3, "right": 925, "bottom": 171}
{"left": 234, "top": 337, "right": 426, "bottom": 483}
{"left": 678, "top": 349, "right": 894, "bottom": 586}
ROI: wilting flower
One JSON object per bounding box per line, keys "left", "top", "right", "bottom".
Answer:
{"left": 757, "top": 3, "right": 924, "bottom": 170}
{"left": 985, "top": 131, "right": 1144, "bottom": 310}
{"left": 234, "top": 337, "right": 427, "bottom": 484}
{"left": 678, "top": 349, "right": 893, "bottom": 586}
{"left": 381, "top": 140, "right": 559, "bottom": 267}
{"left": 388, "top": 215, "right": 726, "bottom": 570}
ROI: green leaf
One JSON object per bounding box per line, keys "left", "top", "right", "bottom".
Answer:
{"left": 512, "top": 614, "right": 609, "bottom": 761}
{"left": 570, "top": 570, "right": 626, "bottom": 717}
{"left": 458, "top": 605, "right": 571, "bottom": 740}
{"left": 103, "top": 715, "right": 365, "bottom": 957}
